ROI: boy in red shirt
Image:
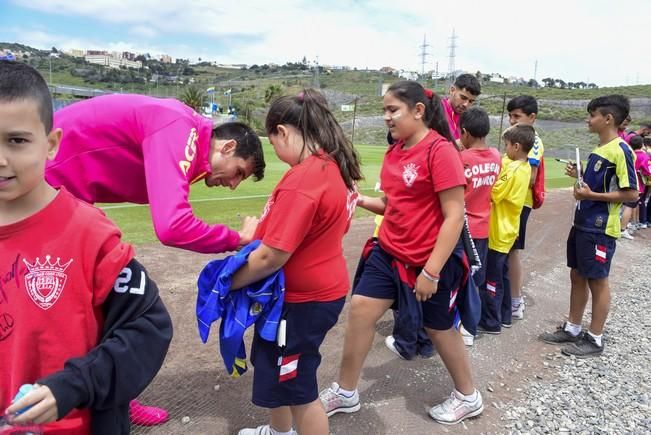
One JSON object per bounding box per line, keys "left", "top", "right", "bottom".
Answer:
{"left": 459, "top": 107, "right": 502, "bottom": 285}
{"left": 1, "top": 61, "right": 172, "bottom": 434}
{"left": 458, "top": 107, "right": 501, "bottom": 344}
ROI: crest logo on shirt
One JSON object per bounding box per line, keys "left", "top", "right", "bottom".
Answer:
{"left": 402, "top": 163, "right": 420, "bottom": 187}
{"left": 22, "top": 256, "right": 73, "bottom": 310}
{"left": 594, "top": 160, "right": 602, "bottom": 172}
{"left": 249, "top": 302, "right": 263, "bottom": 316}
{"left": 346, "top": 189, "right": 359, "bottom": 222}
{"left": 260, "top": 197, "right": 274, "bottom": 222}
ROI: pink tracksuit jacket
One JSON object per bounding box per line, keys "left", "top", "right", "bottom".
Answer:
{"left": 46, "top": 94, "right": 240, "bottom": 254}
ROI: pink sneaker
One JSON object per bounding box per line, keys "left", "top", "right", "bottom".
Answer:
{"left": 129, "top": 400, "right": 169, "bottom": 426}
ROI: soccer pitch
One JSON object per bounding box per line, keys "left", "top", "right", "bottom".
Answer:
{"left": 101, "top": 140, "right": 573, "bottom": 245}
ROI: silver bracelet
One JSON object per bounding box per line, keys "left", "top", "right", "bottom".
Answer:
{"left": 421, "top": 269, "right": 439, "bottom": 283}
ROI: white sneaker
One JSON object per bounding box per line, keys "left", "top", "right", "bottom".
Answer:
{"left": 621, "top": 230, "right": 635, "bottom": 240}
{"left": 640, "top": 223, "right": 648, "bottom": 229}
{"left": 429, "top": 390, "right": 484, "bottom": 425}
{"left": 237, "top": 425, "right": 297, "bottom": 435}
{"left": 384, "top": 335, "right": 406, "bottom": 359}
{"left": 512, "top": 302, "right": 525, "bottom": 320}
{"left": 459, "top": 325, "right": 474, "bottom": 346}
{"left": 319, "top": 382, "right": 361, "bottom": 417}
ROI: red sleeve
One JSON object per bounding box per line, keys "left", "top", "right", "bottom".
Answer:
{"left": 261, "top": 190, "right": 318, "bottom": 254}
{"left": 430, "top": 140, "right": 466, "bottom": 192}
{"left": 92, "top": 231, "right": 135, "bottom": 306}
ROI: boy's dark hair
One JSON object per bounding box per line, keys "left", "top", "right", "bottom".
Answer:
{"left": 212, "top": 122, "right": 265, "bottom": 181}
{"left": 503, "top": 124, "right": 535, "bottom": 153}
{"left": 507, "top": 95, "right": 538, "bottom": 115}
{"left": 265, "top": 89, "right": 362, "bottom": 190}
{"left": 460, "top": 107, "right": 490, "bottom": 138}
{"left": 387, "top": 80, "right": 455, "bottom": 143}
{"left": 454, "top": 74, "right": 481, "bottom": 96}
{"left": 643, "top": 136, "right": 651, "bottom": 146}
{"left": 0, "top": 61, "right": 53, "bottom": 133}
{"left": 629, "top": 135, "right": 643, "bottom": 150}
{"left": 587, "top": 95, "right": 630, "bottom": 126}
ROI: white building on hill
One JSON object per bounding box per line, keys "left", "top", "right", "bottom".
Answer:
{"left": 85, "top": 54, "right": 142, "bottom": 69}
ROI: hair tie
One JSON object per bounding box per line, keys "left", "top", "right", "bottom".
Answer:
{"left": 424, "top": 88, "right": 434, "bottom": 99}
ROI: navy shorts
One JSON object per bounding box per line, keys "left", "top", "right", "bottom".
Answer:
{"left": 567, "top": 227, "right": 616, "bottom": 279}
{"left": 472, "top": 238, "right": 488, "bottom": 288}
{"left": 479, "top": 249, "right": 511, "bottom": 331}
{"left": 353, "top": 244, "right": 464, "bottom": 331}
{"left": 512, "top": 206, "right": 531, "bottom": 250}
{"left": 251, "top": 297, "right": 345, "bottom": 408}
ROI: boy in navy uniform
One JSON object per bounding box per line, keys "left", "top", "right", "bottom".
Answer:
{"left": 539, "top": 95, "right": 638, "bottom": 357}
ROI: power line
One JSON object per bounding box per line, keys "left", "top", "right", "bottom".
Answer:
{"left": 419, "top": 34, "right": 431, "bottom": 77}
{"left": 447, "top": 28, "right": 458, "bottom": 86}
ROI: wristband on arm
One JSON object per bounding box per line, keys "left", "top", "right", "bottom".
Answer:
{"left": 421, "top": 268, "right": 439, "bottom": 283}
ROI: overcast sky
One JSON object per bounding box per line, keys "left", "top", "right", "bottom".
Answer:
{"left": 2, "top": 0, "right": 650, "bottom": 87}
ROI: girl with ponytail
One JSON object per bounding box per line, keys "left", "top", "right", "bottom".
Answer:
{"left": 233, "top": 88, "right": 362, "bottom": 435}
{"left": 320, "top": 80, "right": 484, "bottom": 426}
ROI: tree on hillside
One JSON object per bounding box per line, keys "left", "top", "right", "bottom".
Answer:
{"left": 264, "top": 84, "right": 283, "bottom": 104}
{"left": 238, "top": 99, "right": 257, "bottom": 124}
{"left": 179, "top": 86, "right": 204, "bottom": 112}
{"left": 542, "top": 77, "right": 555, "bottom": 88}
{"left": 527, "top": 79, "right": 539, "bottom": 88}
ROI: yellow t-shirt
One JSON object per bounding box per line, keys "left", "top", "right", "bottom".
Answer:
{"left": 524, "top": 133, "right": 544, "bottom": 208}
{"left": 489, "top": 157, "right": 532, "bottom": 253}
{"left": 373, "top": 215, "right": 384, "bottom": 237}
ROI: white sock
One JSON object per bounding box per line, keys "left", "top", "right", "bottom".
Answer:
{"left": 337, "top": 386, "right": 356, "bottom": 398}
{"left": 454, "top": 389, "right": 478, "bottom": 402}
{"left": 512, "top": 297, "right": 524, "bottom": 308}
{"left": 270, "top": 428, "right": 294, "bottom": 435}
{"left": 564, "top": 321, "right": 582, "bottom": 336}
{"left": 588, "top": 331, "right": 603, "bottom": 347}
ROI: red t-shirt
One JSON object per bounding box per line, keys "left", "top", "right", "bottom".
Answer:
{"left": 254, "top": 155, "right": 357, "bottom": 303}
{"left": 379, "top": 129, "right": 466, "bottom": 265}
{"left": 460, "top": 147, "right": 502, "bottom": 239}
{"left": 0, "top": 188, "right": 134, "bottom": 434}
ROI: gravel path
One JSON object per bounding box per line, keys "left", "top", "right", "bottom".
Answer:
{"left": 499, "top": 253, "right": 651, "bottom": 435}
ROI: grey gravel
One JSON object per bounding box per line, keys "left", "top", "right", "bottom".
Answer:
{"left": 501, "top": 263, "right": 651, "bottom": 435}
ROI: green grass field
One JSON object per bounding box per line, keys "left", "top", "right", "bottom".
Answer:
{"left": 101, "top": 140, "right": 573, "bottom": 245}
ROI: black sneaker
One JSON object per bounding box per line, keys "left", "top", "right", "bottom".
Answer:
{"left": 561, "top": 333, "right": 604, "bottom": 358}
{"left": 501, "top": 322, "right": 512, "bottom": 329}
{"left": 538, "top": 322, "right": 582, "bottom": 344}
{"left": 477, "top": 325, "right": 501, "bottom": 335}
